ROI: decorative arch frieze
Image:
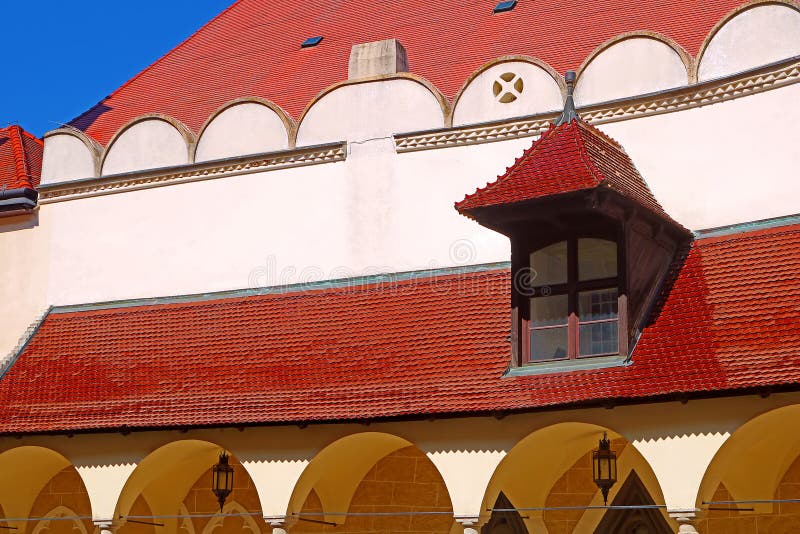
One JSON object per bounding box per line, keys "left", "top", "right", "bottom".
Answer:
{"left": 193, "top": 97, "right": 296, "bottom": 161}
{"left": 100, "top": 114, "right": 196, "bottom": 176}
{"left": 697, "top": 0, "right": 800, "bottom": 78}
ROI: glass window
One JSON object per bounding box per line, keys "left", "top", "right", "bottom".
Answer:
{"left": 524, "top": 237, "right": 622, "bottom": 364}
{"left": 578, "top": 288, "right": 619, "bottom": 356}
{"left": 578, "top": 238, "right": 617, "bottom": 281}
{"left": 529, "top": 295, "right": 568, "bottom": 361}
{"left": 530, "top": 241, "right": 567, "bottom": 286}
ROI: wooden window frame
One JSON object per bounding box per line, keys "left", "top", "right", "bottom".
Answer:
{"left": 520, "top": 234, "right": 628, "bottom": 365}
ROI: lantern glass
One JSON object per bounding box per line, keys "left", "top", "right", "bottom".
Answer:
{"left": 212, "top": 451, "right": 235, "bottom": 511}
{"left": 592, "top": 433, "right": 617, "bottom": 504}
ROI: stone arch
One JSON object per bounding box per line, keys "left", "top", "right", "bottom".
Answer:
{"left": 287, "top": 431, "right": 454, "bottom": 531}
{"left": 696, "top": 0, "right": 800, "bottom": 81}
{"left": 199, "top": 501, "right": 262, "bottom": 534}
{"left": 697, "top": 404, "right": 800, "bottom": 515}
{"left": 100, "top": 114, "right": 195, "bottom": 175}
{"left": 194, "top": 97, "right": 295, "bottom": 162}
{"left": 287, "top": 432, "right": 410, "bottom": 521}
{"left": 30, "top": 506, "right": 89, "bottom": 534}
{"left": 0, "top": 446, "right": 91, "bottom": 532}
{"left": 41, "top": 128, "right": 102, "bottom": 184}
{"left": 481, "top": 422, "right": 672, "bottom": 534}
{"left": 450, "top": 56, "right": 564, "bottom": 127}
{"left": 294, "top": 74, "right": 449, "bottom": 146}
{"left": 112, "top": 439, "right": 260, "bottom": 527}
{"left": 574, "top": 32, "right": 692, "bottom": 106}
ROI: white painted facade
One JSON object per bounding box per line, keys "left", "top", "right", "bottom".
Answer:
{"left": 4, "top": 2, "right": 800, "bottom": 359}
{"left": 1, "top": 4, "right": 800, "bottom": 533}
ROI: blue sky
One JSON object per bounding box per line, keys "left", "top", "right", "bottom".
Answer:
{"left": 1, "top": 1, "right": 234, "bottom": 138}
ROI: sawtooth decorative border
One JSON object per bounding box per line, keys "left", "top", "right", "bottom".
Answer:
{"left": 39, "top": 142, "right": 347, "bottom": 203}
{"left": 395, "top": 55, "right": 800, "bottom": 152}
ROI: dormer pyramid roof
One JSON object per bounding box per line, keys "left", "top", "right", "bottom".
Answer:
{"left": 455, "top": 118, "right": 672, "bottom": 222}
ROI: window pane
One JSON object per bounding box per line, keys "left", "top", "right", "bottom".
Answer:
{"left": 578, "top": 238, "right": 617, "bottom": 281}
{"left": 530, "top": 294, "right": 568, "bottom": 326}
{"left": 579, "top": 289, "right": 619, "bottom": 356}
{"left": 579, "top": 288, "right": 618, "bottom": 321}
{"left": 579, "top": 322, "right": 618, "bottom": 356}
{"left": 530, "top": 241, "right": 567, "bottom": 286}
{"left": 530, "top": 327, "right": 569, "bottom": 361}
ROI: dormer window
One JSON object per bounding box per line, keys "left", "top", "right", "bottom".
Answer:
{"left": 525, "top": 237, "right": 624, "bottom": 363}
{"left": 454, "top": 71, "right": 691, "bottom": 375}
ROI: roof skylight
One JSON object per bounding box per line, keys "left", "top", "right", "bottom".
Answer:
{"left": 301, "top": 36, "right": 323, "bottom": 48}
{"left": 493, "top": 0, "right": 517, "bottom": 13}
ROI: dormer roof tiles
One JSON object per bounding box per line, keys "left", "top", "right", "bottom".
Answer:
{"left": 455, "top": 119, "right": 673, "bottom": 222}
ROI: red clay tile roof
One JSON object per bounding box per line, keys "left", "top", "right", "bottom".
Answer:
{"left": 455, "top": 119, "right": 671, "bottom": 220}
{"left": 69, "top": 0, "right": 746, "bottom": 145}
{"left": 0, "top": 221, "right": 797, "bottom": 434}
{"left": 0, "top": 126, "right": 43, "bottom": 190}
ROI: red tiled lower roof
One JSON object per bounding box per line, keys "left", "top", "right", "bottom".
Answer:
{"left": 0, "top": 222, "right": 798, "bottom": 434}
{"left": 70, "top": 0, "right": 747, "bottom": 145}
{"left": 0, "top": 126, "right": 42, "bottom": 190}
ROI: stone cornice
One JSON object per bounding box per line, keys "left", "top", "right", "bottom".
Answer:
{"left": 395, "top": 55, "right": 800, "bottom": 152}
{"left": 38, "top": 142, "right": 347, "bottom": 204}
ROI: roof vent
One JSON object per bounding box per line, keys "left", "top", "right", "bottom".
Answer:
{"left": 493, "top": 0, "right": 517, "bottom": 13}
{"left": 348, "top": 38, "right": 409, "bottom": 79}
{"left": 301, "top": 36, "right": 323, "bottom": 48}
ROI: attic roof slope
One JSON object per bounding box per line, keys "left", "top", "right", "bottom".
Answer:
{"left": 67, "top": 0, "right": 745, "bottom": 145}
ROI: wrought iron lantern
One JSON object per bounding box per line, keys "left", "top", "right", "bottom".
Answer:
{"left": 212, "top": 450, "right": 234, "bottom": 512}
{"left": 592, "top": 433, "right": 617, "bottom": 505}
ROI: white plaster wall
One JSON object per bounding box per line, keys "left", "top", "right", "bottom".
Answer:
{"left": 41, "top": 134, "right": 96, "bottom": 184}
{"left": 101, "top": 119, "right": 189, "bottom": 175}
{"left": 0, "top": 214, "right": 51, "bottom": 357}
{"left": 14, "top": 82, "right": 800, "bottom": 308}
{"left": 453, "top": 62, "right": 563, "bottom": 126}
{"left": 698, "top": 4, "right": 800, "bottom": 81}
{"left": 575, "top": 38, "right": 689, "bottom": 106}
{"left": 296, "top": 79, "right": 444, "bottom": 146}
{"left": 195, "top": 103, "right": 289, "bottom": 162}
{"left": 1, "top": 80, "right": 798, "bottom": 321}
{"left": 43, "top": 136, "right": 522, "bottom": 305}
{"left": 602, "top": 81, "right": 800, "bottom": 229}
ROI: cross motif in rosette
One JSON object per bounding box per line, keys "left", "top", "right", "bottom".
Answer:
{"left": 493, "top": 72, "right": 524, "bottom": 103}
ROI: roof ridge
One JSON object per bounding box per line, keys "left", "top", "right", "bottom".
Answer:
{"left": 7, "top": 125, "right": 32, "bottom": 189}
{"left": 694, "top": 215, "right": 800, "bottom": 242}
{"left": 572, "top": 120, "right": 606, "bottom": 187}
{"left": 69, "top": 0, "right": 243, "bottom": 134}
